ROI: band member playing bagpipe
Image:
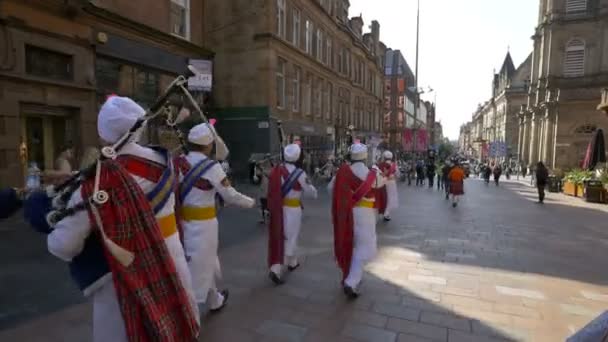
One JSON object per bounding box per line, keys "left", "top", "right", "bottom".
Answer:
{"left": 377, "top": 150, "right": 400, "bottom": 222}
{"left": 267, "top": 143, "right": 318, "bottom": 285}
{"left": 24, "top": 96, "right": 199, "bottom": 342}
{"left": 328, "top": 142, "right": 386, "bottom": 299}
{"left": 174, "top": 122, "right": 255, "bottom": 313}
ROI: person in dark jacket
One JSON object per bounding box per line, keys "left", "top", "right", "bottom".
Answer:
{"left": 441, "top": 162, "right": 453, "bottom": 200}
{"left": 426, "top": 162, "right": 436, "bottom": 188}
{"left": 535, "top": 161, "right": 549, "bottom": 204}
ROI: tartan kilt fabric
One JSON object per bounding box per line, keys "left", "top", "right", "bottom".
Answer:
{"left": 81, "top": 160, "right": 199, "bottom": 342}
{"left": 449, "top": 181, "right": 465, "bottom": 195}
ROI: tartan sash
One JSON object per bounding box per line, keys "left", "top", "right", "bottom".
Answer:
{"left": 280, "top": 166, "right": 304, "bottom": 197}
{"left": 116, "top": 151, "right": 176, "bottom": 214}
{"left": 179, "top": 157, "right": 218, "bottom": 202}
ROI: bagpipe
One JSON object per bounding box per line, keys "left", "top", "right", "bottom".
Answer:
{"left": 42, "top": 75, "right": 229, "bottom": 228}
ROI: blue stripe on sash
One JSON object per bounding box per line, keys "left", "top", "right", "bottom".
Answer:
{"left": 179, "top": 158, "right": 218, "bottom": 203}
{"left": 143, "top": 149, "right": 175, "bottom": 214}
{"left": 281, "top": 168, "right": 304, "bottom": 198}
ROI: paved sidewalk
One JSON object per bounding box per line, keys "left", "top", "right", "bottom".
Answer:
{"left": 1, "top": 180, "right": 608, "bottom": 341}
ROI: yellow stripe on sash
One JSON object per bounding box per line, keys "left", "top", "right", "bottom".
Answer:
{"left": 283, "top": 198, "right": 301, "bottom": 208}
{"left": 157, "top": 213, "right": 178, "bottom": 238}
{"left": 181, "top": 206, "right": 217, "bottom": 221}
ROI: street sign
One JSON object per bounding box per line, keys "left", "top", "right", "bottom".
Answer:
{"left": 188, "top": 59, "right": 213, "bottom": 91}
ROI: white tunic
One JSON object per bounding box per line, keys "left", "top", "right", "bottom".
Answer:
{"left": 48, "top": 142, "right": 199, "bottom": 342}
{"left": 180, "top": 151, "right": 254, "bottom": 303}
{"left": 384, "top": 162, "right": 400, "bottom": 211}
{"left": 328, "top": 162, "right": 385, "bottom": 262}
{"left": 281, "top": 163, "right": 317, "bottom": 258}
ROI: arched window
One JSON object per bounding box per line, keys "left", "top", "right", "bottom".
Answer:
{"left": 563, "top": 39, "right": 585, "bottom": 77}
{"left": 574, "top": 124, "right": 597, "bottom": 134}
{"left": 566, "top": 0, "right": 587, "bottom": 14}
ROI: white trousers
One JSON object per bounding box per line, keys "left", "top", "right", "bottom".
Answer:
{"left": 183, "top": 218, "right": 221, "bottom": 305}
{"left": 93, "top": 279, "right": 127, "bottom": 342}
{"left": 270, "top": 206, "right": 301, "bottom": 277}
{"left": 344, "top": 207, "right": 378, "bottom": 289}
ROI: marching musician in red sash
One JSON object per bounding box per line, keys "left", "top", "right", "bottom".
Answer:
{"left": 329, "top": 143, "right": 385, "bottom": 298}
{"left": 175, "top": 123, "right": 255, "bottom": 313}
{"left": 45, "top": 96, "right": 199, "bottom": 342}
{"left": 378, "top": 150, "right": 400, "bottom": 221}
{"left": 267, "top": 144, "right": 318, "bottom": 284}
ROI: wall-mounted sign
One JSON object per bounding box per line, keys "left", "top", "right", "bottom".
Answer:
{"left": 188, "top": 59, "right": 213, "bottom": 91}
{"left": 258, "top": 121, "right": 269, "bottom": 129}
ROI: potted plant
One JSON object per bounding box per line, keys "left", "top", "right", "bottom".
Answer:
{"left": 562, "top": 170, "right": 579, "bottom": 196}
{"left": 563, "top": 169, "right": 594, "bottom": 197}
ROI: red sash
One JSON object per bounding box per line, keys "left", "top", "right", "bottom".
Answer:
{"left": 267, "top": 165, "right": 285, "bottom": 267}
{"left": 332, "top": 165, "right": 376, "bottom": 282}
{"left": 116, "top": 155, "right": 165, "bottom": 183}
{"left": 174, "top": 156, "right": 213, "bottom": 191}
{"left": 380, "top": 162, "right": 397, "bottom": 178}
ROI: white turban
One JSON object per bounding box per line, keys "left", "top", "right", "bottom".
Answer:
{"left": 284, "top": 144, "right": 301, "bottom": 162}
{"left": 188, "top": 123, "right": 215, "bottom": 146}
{"left": 98, "top": 96, "right": 145, "bottom": 144}
{"left": 383, "top": 150, "right": 394, "bottom": 160}
{"left": 350, "top": 143, "right": 368, "bottom": 161}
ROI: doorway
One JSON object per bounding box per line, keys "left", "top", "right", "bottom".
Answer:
{"left": 20, "top": 106, "right": 76, "bottom": 175}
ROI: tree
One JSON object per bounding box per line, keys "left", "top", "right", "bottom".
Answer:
{"left": 437, "top": 142, "right": 455, "bottom": 161}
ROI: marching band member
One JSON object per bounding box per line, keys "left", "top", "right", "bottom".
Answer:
{"left": 378, "top": 150, "right": 400, "bottom": 221}
{"left": 175, "top": 123, "right": 255, "bottom": 313}
{"left": 25, "top": 96, "right": 199, "bottom": 342}
{"left": 267, "top": 144, "right": 318, "bottom": 284}
{"left": 329, "top": 143, "right": 385, "bottom": 298}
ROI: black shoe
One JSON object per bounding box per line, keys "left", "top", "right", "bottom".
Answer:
{"left": 269, "top": 271, "right": 284, "bottom": 285}
{"left": 287, "top": 263, "right": 300, "bottom": 272}
{"left": 343, "top": 285, "right": 359, "bottom": 299}
{"left": 452, "top": 203, "right": 457, "bottom": 208}
{"left": 383, "top": 216, "right": 391, "bottom": 222}
{"left": 209, "top": 290, "right": 230, "bottom": 313}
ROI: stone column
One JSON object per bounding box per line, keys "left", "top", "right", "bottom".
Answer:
{"left": 528, "top": 111, "right": 540, "bottom": 165}
{"left": 521, "top": 112, "right": 531, "bottom": 165}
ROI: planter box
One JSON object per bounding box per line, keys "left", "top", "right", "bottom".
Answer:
{"left": 577, "top": 184, "right": 585, "bottom": 197}
{"left": 563, "top": 181, "right": 577, "bottom": 196}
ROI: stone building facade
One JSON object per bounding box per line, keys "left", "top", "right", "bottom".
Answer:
{"left": 463, "top": 52, "right": 531, "bottom": 163}
{"left": 0, "top": 0, "right": 212, "bottom": 187}
{"left": 205, "top": 0, "right": 385, "bottom": 175}
{"left": 518, "top": 0, "right": 608, "bottom": 169}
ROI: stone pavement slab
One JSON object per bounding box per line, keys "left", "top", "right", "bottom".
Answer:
{"left": 1, "top": 179, "right": 608, "bottom": 341}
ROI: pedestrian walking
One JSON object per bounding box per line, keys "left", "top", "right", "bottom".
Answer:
{"left": 426, "top": 162, "right": 436, "bottom": 188}
{"left": 441, "top": 161, "right": 453, "bottom": 200}
{"left": 535, "top": 161, "right": 549, "bottom": 204}
{"left": 415, "top": 161, "right": 425, "bottom": 186}
{"left": 483, "top": 165, "right": 492, "bottom": 185}
{"left": 254, "top": 157, "right": 273, "bottom": 224}
{"left": 329, "top": 142, "right": 385, "bottom": 299}
{"left": 493, "top": 164, "right": 502, "bottom": 186}
{"left": 175, "top": 122, "right": 255, "bottom": 313}
{"left": 267, "top": 144, "right": 318, "bottom": 285}
{"left": 448, "top": 161, "right": 466, "bottom": 208}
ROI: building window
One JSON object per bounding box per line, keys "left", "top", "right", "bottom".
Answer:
{"left": 563, "top": 38, "right": 585, "bottom": 77}
{"left": 305, "top": 20, "right": 313, "bottom": 54}
{"left": 316, "top": 29, "right": 323, "bottom": 61}
{"left": 293, "top": 66, "right": 301, "bottom": 112}
{"left": 337, "top": 47, "right": 343, "bottom": 73}
{"left": 566, "top": 0, "right": 587, "bottom": 14}
{"left": 292, "top": 8, "right": 301, "bottom": 46}
{"left": 170, "top": 0, "right": 190, "bottom": 39}
{"left": 326, "top": 37, "right": 332, "bottom": 66}
{"left": 276, "top": 58, "right": 286, "bottom": 109}
{"left": 277, "top": 0, "right": 286, "bottom": 39}
{"left": 303, "top": 73, "right": 312, "bottom": 115}
{"left": 25, "top": 45, "right": 73, "bottom": 81}
{"left": 325, "top": 82, "right": 333, "bottom": 120}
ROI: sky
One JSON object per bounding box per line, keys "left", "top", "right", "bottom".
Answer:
{"left": 349, "top": 0, "right": 539, "bottom": 140}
